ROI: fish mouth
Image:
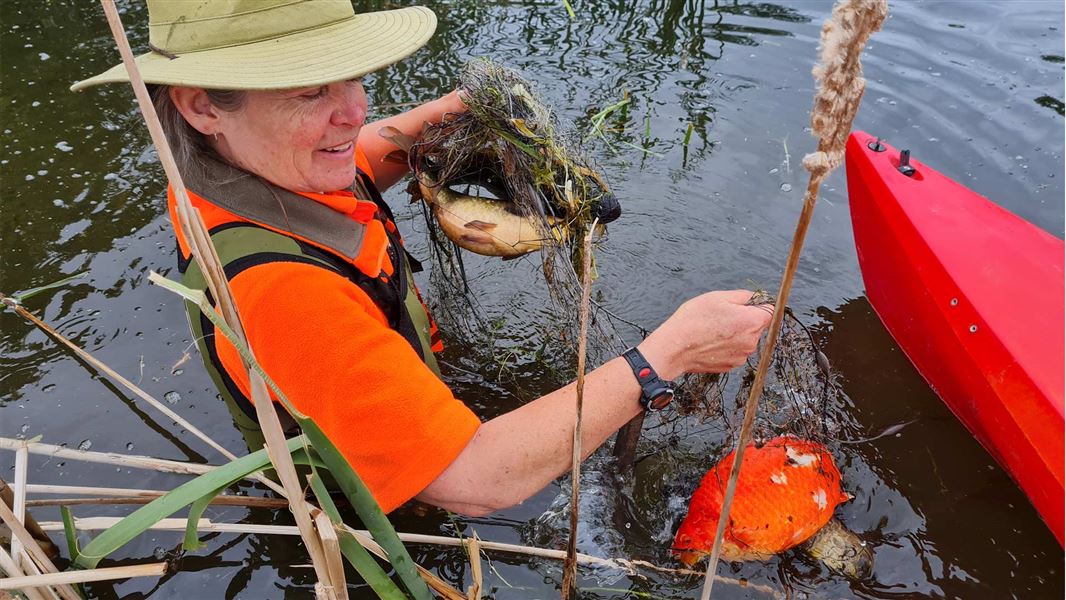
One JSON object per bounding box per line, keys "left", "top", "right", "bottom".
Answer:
{"left": 673, "top": 549, "right": 707, "bottom": 567}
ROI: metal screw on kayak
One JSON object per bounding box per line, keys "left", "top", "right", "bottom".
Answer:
{"left": 897, "top": 149, "right": 917, "bottom": 177}
{"left": 950, "top": 298, "right": 958, "bottom": 306}
{"left": 867, "top": 137, "right": 886, "bottom": 152}
{"left": 969, "top": 324, "right": 978, "bottom": 333}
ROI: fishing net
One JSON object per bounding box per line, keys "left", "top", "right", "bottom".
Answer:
{"left": 408, "top": 58, "right": 617, "bottom": 242}
{"left": 672, "top": 293, "right": 846, "bottom": 447}
{"left": 403, "top": 58, "right": 625, "bottom": 366}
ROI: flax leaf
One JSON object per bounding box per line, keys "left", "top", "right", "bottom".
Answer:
{"left": 74, "top": 436, "right": 308, "bottom": 569}
{"left": 149, "top": 271, "right": 431, "bottom": 599}
{"left": 11, "top": 271, "right": 88, "bottom": 303}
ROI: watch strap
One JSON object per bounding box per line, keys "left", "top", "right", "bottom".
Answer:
{"left": 622, "top": 347, "right": 674, "bottom": 411}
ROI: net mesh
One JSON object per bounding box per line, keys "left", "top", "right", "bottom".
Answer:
{"left": 672, "top": 293, "right": 845, "bottom": 447}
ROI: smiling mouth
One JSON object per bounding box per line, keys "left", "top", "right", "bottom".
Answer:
{"left": 321, "top": 141, "right": 353, "bottom": 153}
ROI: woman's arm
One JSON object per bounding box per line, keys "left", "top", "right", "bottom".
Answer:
{"left": 358, "top": 90, "right": 467, "bottom": 190}
{"left": 415, "top": 290, "right": 773, "bottom": 516}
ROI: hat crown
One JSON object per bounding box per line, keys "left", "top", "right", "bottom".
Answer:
{"left": 148, "top": 0, "right": 355, "bottom": 54}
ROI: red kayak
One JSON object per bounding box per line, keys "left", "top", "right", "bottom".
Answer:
{"left": 845, "top": 130, "right": 1065, "bottom": 545}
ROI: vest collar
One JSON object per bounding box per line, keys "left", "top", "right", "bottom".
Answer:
{"left": 181, "top": 154, "right": 371, "bottom": 261}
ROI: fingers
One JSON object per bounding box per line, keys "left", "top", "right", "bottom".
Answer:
{"left": 719, "top": 289, "right": 760, "bottom": 304}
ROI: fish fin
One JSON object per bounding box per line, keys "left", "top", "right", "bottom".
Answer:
{"left": 464, "top": 220, "right": 498, "bottom": 231}
{"left": 382, "top": 149, "right": 409, "bottom": 165}
{"left": 459, "top": 233, "right": 493, "bottom": 245}
{"left": 378, "top": 125, "right": 415, "bottom": 151}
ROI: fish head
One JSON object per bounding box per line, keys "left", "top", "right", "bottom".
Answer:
{"left": 672, "top": 493, "right": 723, "bottom": 566}
{"left": 844, "top": 544, "right": 874, "bottom": 580}
{"left": 591, "top": 190, "right": 621, "bottom": 223}
{"left": 672, "top": 529, "right": 709, "bottom": 566}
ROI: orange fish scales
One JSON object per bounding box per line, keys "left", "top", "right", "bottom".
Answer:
{"left": 674, "top": 437, "right": 851, "bottom": 564}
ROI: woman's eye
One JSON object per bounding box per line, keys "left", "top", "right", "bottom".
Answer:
{"left": 300, "top": 86, "right": 327, "bottom": 99}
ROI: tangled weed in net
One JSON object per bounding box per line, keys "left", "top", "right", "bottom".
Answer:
{"left": 671, "top": 294, "right": 848, "bottom": 448}
{"left": 404, "top": 59, "right": 626, "bottom": 366}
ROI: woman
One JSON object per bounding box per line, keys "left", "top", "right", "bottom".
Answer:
{"left": 73, "top": 1, "right": 772, "bottom": 517}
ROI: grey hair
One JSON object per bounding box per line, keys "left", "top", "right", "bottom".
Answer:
{"left": 148, "top": 85, "right": 246, "bottom": 172}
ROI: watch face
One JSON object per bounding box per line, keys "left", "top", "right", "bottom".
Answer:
{"left": 648, "top": 392, "right": 672, "bottom": 410}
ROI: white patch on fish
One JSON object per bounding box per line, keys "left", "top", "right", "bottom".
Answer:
{"left": 770, "top": 472, "right": 789, "bottom": 485}
{"left": 786, "top": 446, "right": 818, "bottom": 467}
{"left": 792, "top": 527, "right": 812, "bottom": 543}
{"left": 812, "top": 488, "right": 828, "bottom": 510}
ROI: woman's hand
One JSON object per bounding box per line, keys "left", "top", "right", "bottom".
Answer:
{"left": 358, "top": 88, "right": 469, "bottom": 190}
{"left": 638, "top": 290, "right": 773, "bottom": 379}
{"left": 436, "top": 88, "right": 469, "bottom": 118}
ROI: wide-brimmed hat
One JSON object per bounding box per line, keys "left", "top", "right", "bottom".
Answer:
{"left": 71, "top": 0, "right": 436, "bottom": 92}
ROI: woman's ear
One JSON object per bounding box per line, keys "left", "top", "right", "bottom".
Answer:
{"left": 169, "top": 87, "right": 220, "bottom": 136}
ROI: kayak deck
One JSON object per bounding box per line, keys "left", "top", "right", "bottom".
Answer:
{"left": 845, "top": 131, "right": 1064, "bottom": 545}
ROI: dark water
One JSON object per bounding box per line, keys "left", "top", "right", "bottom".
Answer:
{"left": 2, "top": 0, "right": 1063, "bottom": 598}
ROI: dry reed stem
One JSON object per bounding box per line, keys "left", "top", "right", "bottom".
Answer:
{"left": 0, "top": 479, "right": 58, "bottom": 560}
{"left": 25, "top": 496, "right": 290, "bottom": 509}
{"left": 346, "top": 530, "right": 466, "bottom": 600}
{"left": 38, "top": 517, "right": 301, "bottom": 537}
{"left": 0, "top": 296, "right": 287, "bottom": 498}
{"left": 25, "top": 481, "right": 288, "bottom": 509}
{"left": 0, "top": 545, "right": 51, "bottom": 600}
{"left": 561, "top": 222, "right": 597, "bottom": 599}
{"left": 100, "top": 3, "right": 333, "bottom": 591}
{"left": 249, "top": 376, "right": 336, "bottom": 590}
{"left": 38, "top": 518, "right": 777, "bottom": 596}
{"left": 466, "top": 532, "right": 483, "bottom": 600}
{"left": 0, "top": 562, "right": 167, "bottom": 590}
{"left": 0, "top": 502, "right": 79, "bottom": 600}
{"left": 0, "top": 295, "right": 288, "bottom": 497}
{"left": 0, "top": 296, "right": 238, "bottom": 468}
{"left": 312, "top": 511, "right": 349, "bottom": 600}
{"left": 698, "top": 1, "right": 887, "bottom": 598}
{"left": 11, "top": 444, "right": 28, "bottom": 571}
{"left": 25, "top": 484, "right": 168, "bottom": 497}
{"left": 0, "top": 437, "right": 220, "bottom": 477}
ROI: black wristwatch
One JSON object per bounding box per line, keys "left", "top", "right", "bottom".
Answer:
{"left": 622, "top": 347, "right": 674, "bottom": 411}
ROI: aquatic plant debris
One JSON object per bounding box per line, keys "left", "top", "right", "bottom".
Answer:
{"left": 699, "top": 1, "right": 888, "bottom": 598}
{"left": 405, "top": 58, "right": 619, "bottom": 264}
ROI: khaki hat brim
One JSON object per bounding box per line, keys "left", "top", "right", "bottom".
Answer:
{"left": 71, "top": 6, "right": 436, "bottom": 92}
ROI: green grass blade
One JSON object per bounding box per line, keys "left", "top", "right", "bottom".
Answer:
{"left": 74, "top": 436, "right": 307, "bottom": 569}
{"left": 183, "top": 483, "right": 229, "bottom": 551}
{"left": 300, "top": 421, "right": 432, "bottom": 600}
{"left": 562, "top": 0, "right": 576, "bottom": 19}
{"left": 308, "top": 472, "right": 407, "bottom": 600}
{"left": 60, "top": 506, "right": 80, "bottom": 562}
{"left": 12, "top": 271, "right": 88, "bottom": 303}
{"left": 149, "top": 272, "right": 430, "bottom": 597}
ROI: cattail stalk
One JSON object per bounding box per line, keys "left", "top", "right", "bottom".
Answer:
{"left": 699, "top": 1, "right": 888, "bottom": 598}
{"left": 561, "top": 220, "right": 598, "bottom": 599}
{"left": 97, "top": 0, "right": 337, "bottom": 591}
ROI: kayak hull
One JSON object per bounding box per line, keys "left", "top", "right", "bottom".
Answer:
{"left": 846, "top": 131, "right": 1065, "bottom": 545}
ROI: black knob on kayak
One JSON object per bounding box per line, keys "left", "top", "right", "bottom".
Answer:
{"left": 898, "top": 149, "right": 917, "bottom": 177}
{"left": 868, "top": 137, "right": 886, "bottom": 152}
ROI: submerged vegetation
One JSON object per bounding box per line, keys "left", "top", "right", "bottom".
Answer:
{"left": 403, "top": 59, "right": 620, "bottom": 287}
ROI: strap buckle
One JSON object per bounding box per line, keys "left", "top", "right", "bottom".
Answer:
{"left": 622, "top": 347, "right": 674, "bottom": 411}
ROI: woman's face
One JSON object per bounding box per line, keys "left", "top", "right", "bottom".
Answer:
{"left": 212, "top": 79, "right": 368, "bottom": 193}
